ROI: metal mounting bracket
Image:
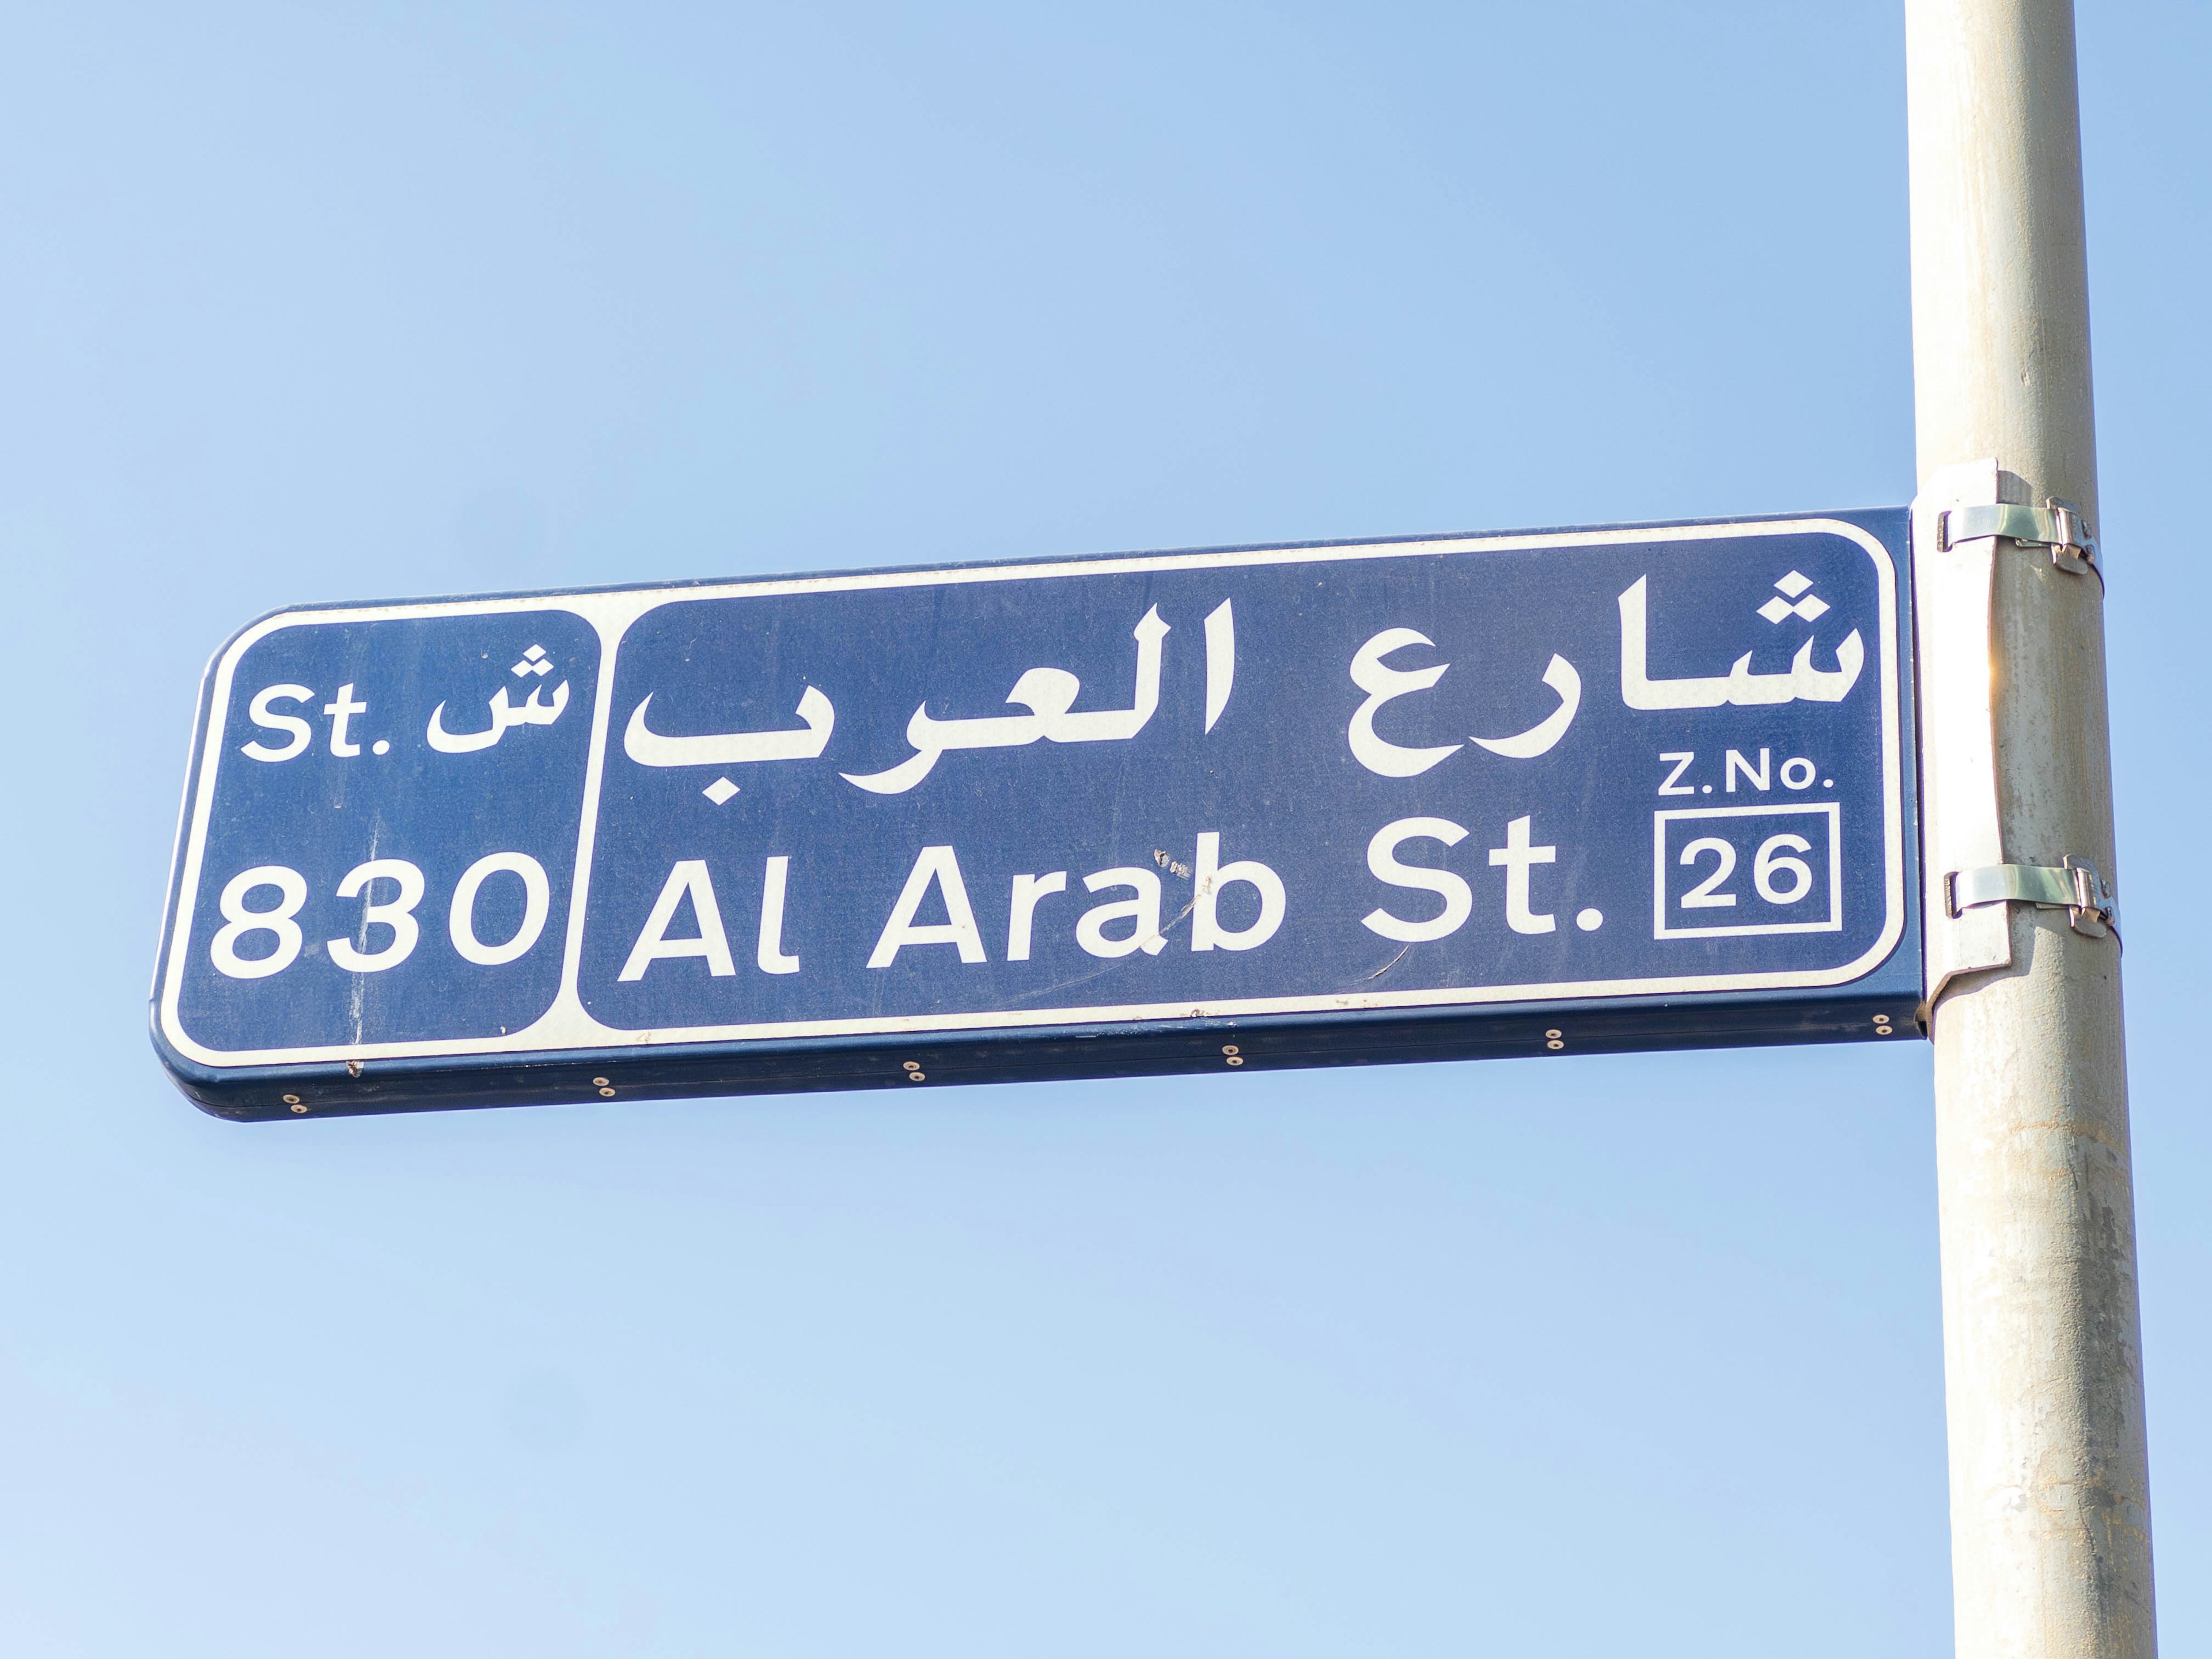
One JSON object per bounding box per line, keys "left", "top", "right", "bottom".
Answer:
{"left": 1937, "top": 498, "right": 2099, "bottom": 579}
{"left": 1946, "top": 856, "right": 2119, "bottom": 941}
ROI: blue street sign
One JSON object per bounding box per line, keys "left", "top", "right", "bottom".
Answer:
{"left": 151, "top": 510, "right": 1922, "bottom": 1119}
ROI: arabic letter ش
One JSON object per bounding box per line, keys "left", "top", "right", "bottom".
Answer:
{"left": 426, "top": 688, "right": 512, "bottom": 754}
{"left": 1786, "top": 630, "right": 1863, "bottom": 702}
{"left": 517, "top": 680, "right": 570, "bottom": 724}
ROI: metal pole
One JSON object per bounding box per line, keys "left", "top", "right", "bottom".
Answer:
{"left": 1905, "top": 2, "right": 2156, "bottom": 1654}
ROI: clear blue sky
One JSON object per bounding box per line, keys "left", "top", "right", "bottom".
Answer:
{"left": 2, "top": 3, "right": 2205, "bottom": 1653}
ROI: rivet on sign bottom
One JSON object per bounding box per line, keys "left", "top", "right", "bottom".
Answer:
{"left": 281, "top": 1093, "right": 301, "bottom": 1104}
{"left": 1546, "top": 1041, "right": 1565, "bottom": 1051}
{"left": 592, "top": 1077, "right": 611, "bottom": 1086}
{"left": 1221, "top": 1044, "right": 1240, "bottom": 1056}
{"left": 906, "top": 1071, "right": 926, "bottom": 1082}
{"left": 289, "top": 1103, "right": 308, "bottom": 1114}
{"left": 597, "top": 1086, "right": 616, "bottom": 1097}
{"left": 1226, "top": 1056, "right": 1244, "bottom": 1067}
{"left": 902, "top": 1060, "right": 921, "bottom": 1071}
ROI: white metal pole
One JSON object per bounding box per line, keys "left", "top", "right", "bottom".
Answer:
{"left": 1905, "top": 2, "right": 2156, "bottom": 1655}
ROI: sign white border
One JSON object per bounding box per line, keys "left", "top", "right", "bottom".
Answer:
{"left": 157, "top": 518, "right": 1908, "bottom": 1068}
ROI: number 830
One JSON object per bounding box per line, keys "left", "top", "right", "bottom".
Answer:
{"left": 208, "top": 854, "right": 553, "bottom": 980}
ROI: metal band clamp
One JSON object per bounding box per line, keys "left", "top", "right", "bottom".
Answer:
{"left": 1937, "top": 498, "right": 2099, "bottom": 578}
{"left": 1945, "top": 857, "right": 2118, "bottom": 941}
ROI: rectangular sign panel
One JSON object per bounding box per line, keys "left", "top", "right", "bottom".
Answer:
{"left": 152, "top": 510, "right": 1922, "bottom": 1119}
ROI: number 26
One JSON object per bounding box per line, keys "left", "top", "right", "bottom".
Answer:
{"left": 1678, "top": 833, "right": 1816, "bottom": 910}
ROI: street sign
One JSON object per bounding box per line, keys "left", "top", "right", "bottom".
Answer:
{"left": 151, "top": 510, "right": 1922, "bottom": 1119}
